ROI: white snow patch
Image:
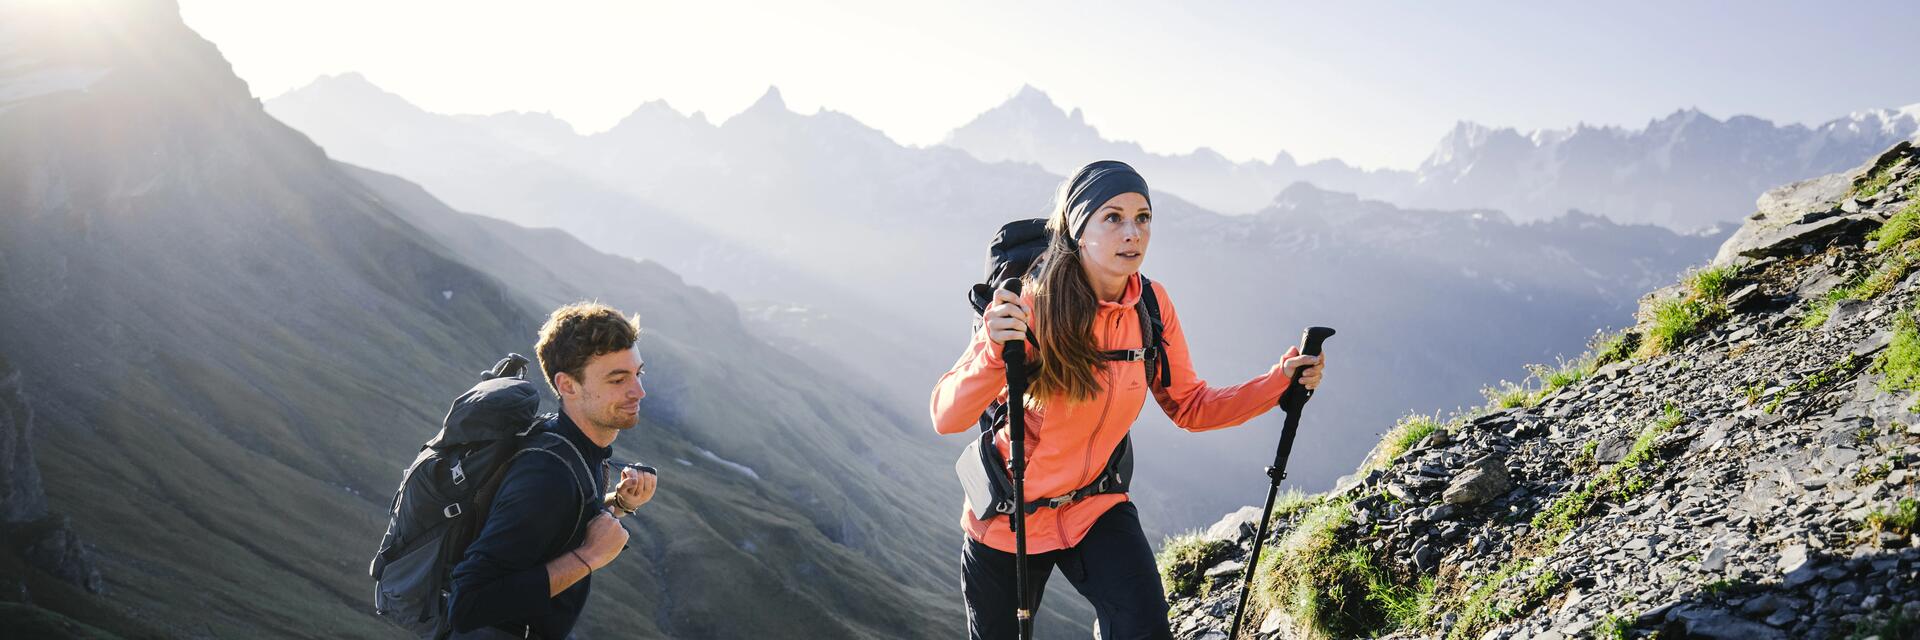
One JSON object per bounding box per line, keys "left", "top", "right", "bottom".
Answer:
{"left": 696, "top": 447, "right": 760, "bottom": 480}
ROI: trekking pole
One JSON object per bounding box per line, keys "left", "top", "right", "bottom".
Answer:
{"left": 1227, "top": 326, "right": 1335, "bottom": 640}
{"left": 998, "top": 277, "right": 1036, "bottom": 640}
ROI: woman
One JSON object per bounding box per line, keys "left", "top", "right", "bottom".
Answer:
{"left": 930, "top": 160, "right": 1326, "bottom": 640}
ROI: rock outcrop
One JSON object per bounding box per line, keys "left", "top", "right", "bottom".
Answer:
{"left": 0, "top": 359, "right": 104, "bottom": 600}
{"left": 0, "top": 367, "right": 48, "bottom": 523}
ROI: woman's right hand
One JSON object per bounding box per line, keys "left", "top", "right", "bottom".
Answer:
{"left": 984, "top": 286, "right": 1031, "bottom": 345}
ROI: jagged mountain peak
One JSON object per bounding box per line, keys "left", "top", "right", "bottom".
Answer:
{"left": 306, "top": 70, "right": 378, "bottom": 91}
{"left": 282, "top": 72, "right": 413, "bottom": 106}
{"left": 629, "top": 98, "right": 682, "bottom": 117}
{"left": 1833, "top": 104, "right": 1920, "bottom": 139}
{"left": 1419, "top": 121, "right": 1529, "bottom": 170}
{"left": 456, "top": 109, "right": 576, "bottom": 134}
{"left": 746, "top": 84, "right": 788, "bottom": 113}
{"left": 1644, "top": 106, "right": 1723, "bottom": 135}
{"left": 721, "top": 84, "right": 847, "bottom": 130}
{"left": 985, "top": 83, "right": 1075, "bottom": 122}
{"left": 1269, "top": 180, "right": 1358, "bottom": 210}
{"left": 1007, "top": 83, "right": 1057, "bottom": 107}
{"left": 275, "top": 71, "right": 434, "bottom": 121}
{"left": 603, "top": 97, "right": 712, "bottom": 136}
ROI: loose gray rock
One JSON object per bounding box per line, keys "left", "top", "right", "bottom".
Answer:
{"left": 1442, "top": 457, "right": 1510, "bottom": 506}
{"left": 1205, "top": 506, "right": 1263, "bottom": 543}
{"left": 1684, "top": 612, "right": 1788, "bottom": 639}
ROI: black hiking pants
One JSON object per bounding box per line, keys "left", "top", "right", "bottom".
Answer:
{"left": 961, "top": 501, "right": 1174, "bottom": 640}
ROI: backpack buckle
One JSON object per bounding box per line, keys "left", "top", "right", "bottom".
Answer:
{"left": 1028, "top": 494, "right": 1078, "bottom": 512}
{"left": 442, "top": 503, "right": 463, "bottom": 519}
{"left": 449, "top": 461, "right": 466, "bottom": 485}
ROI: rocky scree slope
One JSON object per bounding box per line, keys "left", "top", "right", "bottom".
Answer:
{"left": 1160, "top": 142, "right": 1920, "bottom": 640}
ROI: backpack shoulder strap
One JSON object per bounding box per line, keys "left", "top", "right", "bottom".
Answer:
{"left": 1136, "top": 274, "right": 1170, "bottom": 389}
{"left": 508, "top": 431, "right": 599, "bottom": 543}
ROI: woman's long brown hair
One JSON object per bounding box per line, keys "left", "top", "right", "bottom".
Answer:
{"left": 1025, "top": 186, "right": 1106, "bottom": 405}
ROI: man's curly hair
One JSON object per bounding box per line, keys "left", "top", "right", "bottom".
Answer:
{"left": 535, "top": 302, "right": 641, "bottom": 393}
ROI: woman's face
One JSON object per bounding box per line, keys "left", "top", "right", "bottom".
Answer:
{"left": 1077, "top": 192, "right": 1151, "bottom": 286}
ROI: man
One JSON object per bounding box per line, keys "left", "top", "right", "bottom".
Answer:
{"left": 448, "top": 302, "right": 660, "bottom": 638}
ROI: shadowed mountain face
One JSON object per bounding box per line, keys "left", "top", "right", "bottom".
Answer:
{"left": 0, "top": 1, "right": 1047, "bottom": 637}
{"left": 266, "top": 75, "right": 1726, "bottom": 545}
{"left": 942, "top": 86, "right": 1920, "bottom": 231}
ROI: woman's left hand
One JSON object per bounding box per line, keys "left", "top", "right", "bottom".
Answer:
{"left": 1279, "top": 346, "right": 1325, "bottom": 390}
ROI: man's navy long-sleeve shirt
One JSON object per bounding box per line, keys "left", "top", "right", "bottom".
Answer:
{"left": 448, "top": 413, "right": 610, "bottom": 638}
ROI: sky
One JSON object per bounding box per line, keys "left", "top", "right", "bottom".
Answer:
{"left": 177, "top": 0, "right": 1920, "bottom": 170}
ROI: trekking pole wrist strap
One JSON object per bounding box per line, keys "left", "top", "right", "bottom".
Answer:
{"left": 610, "top": 491, "right": 636, "bottom": 515}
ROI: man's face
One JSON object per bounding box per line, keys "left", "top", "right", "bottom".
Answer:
{"left": 559, "top": 347, "right": 646, "bottom": 432}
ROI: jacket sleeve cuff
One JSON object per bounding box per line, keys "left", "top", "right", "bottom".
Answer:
{"left": 977, "top": 330, "right": 1007, "bottom": 368}
{"left": 499, "top": 564, "right": 557, "bottom": 617}
{"left": 1249, "top": 361, "right": 1293, "bottom": 406}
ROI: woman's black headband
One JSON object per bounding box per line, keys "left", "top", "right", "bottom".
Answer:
{"left": 1063, "top": 160, "right": 1151, "bottom": 247}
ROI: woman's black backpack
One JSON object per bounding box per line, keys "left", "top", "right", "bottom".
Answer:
{"left": 954, "top": 219, "right": 1169, "bottom": 520}
{"left": 368, "top": 355, "right": 597, "bottom": 639}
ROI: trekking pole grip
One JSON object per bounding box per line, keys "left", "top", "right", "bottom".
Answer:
{"left": 1280, "top": 327, "right": 1335, "bottom": 411}
{"left": 1300, "top": 326, "right": 1334, "bottom": 359}
{"left": 998, "top": 277, "right": 1026, "bottom": 366}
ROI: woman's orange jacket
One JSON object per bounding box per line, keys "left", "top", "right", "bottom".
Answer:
{"left": 930, "top": 274, "right": 1293, "bottom": 553}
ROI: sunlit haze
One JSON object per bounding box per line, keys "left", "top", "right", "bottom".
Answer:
{"left": 179, "top": 0, "right": 1920, "bottom": 170}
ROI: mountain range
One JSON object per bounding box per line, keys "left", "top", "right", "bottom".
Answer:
{"left": 945, "top": 85, "right": 1920, "bottom": 231}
